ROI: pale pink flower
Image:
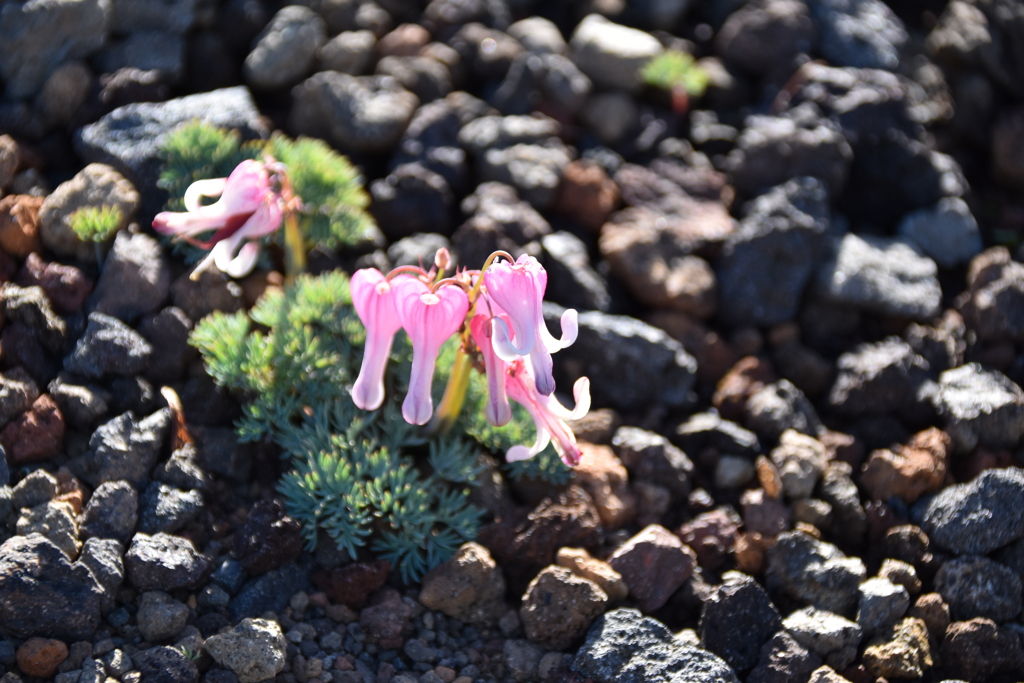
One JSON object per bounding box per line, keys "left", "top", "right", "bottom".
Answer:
{"left": 470, "top": 313, "right": 512, "bottom": 427}
{"left": 483, "top": 255, "right": 577, "bottom": 395}
{"left": 350, "top": 269, "right": 405, "bottom": 411}
{"left": 394, "top": 278, "right": 470, "bottom": 425}
{"left": 505, "top": 358, "right": 590, "bottom": 467}
{"left": 152, "top": 159, "right": 284, "bottom": 278}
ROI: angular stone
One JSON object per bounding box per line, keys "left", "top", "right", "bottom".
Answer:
{"left": 609, "top": 525, "right": 696, "bottom": 613}
{"left": 418, "top": 542, "right": 506, "bottom": 626}
{"left": 520, "top": 566, "right": 607, "bottom": 650}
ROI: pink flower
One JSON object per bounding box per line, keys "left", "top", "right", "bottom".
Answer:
{"left": 505, "top": 359, "right": 590, "bottom": 467}
{"left": 470, "top": 314, "right": 512, "bottom": 427}
{"left": 394, "top": 278, "right": 470, "bottom": 425}
{"left": 153, "top": 159, "right": 284, "bottom": 278}
{"left": 350, "top": 269, "right": 405, "bottom": 411}
{"left": 483, "top": 255, "right": 577, "bottom": 395}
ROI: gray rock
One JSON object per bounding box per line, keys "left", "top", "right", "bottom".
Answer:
{"left": 63, "top": 313, "right": 151, "bottom": 380}
{"left": 154, "top": 444, "right": 209, "bottom": 492}
{"left": 508, "top": 17, "right": 567, "bottom": 54}
{"left": 827, "top": 337, "right": 932, "bottom": 417}
{"left": 229, "top": 561, "right": 312, "bottom": 620}
{"left": 109, "top": 0, "right": 197, "bottom": 34}
{"left": 0, "top": 533, "right": 103, "bottom": 640}
{"left": 674, "top": 412, "right": 760, "bottom": 457}
{"left": 807, "top": 0, "right": 907, "bottom": 70}
{"left": 2, "top": 284, "right": 68, "bottom": 355}
{"left": 548, "top": 305, "right": 697, "bottom": 412}
{"left": 125, "top": 532, "right": 211, "bottom": 591}
{"left": 376, "top": 55, "right": 452, "bottom": 103}
{"left": 95, "top": 31, "right": 186, "bottom": 82}
{"left": 89, "top": 232, "right": 170, "bottom": 323}
{"left": 74, "top": 87, "right": 269, "bottom": 218}
{"left": 133, "top": 646, "right": 198, "bottom": 683}
{"left": 244, "top": 5, "right": 325, "bottom": 90}
{"left": 857, "top": 577, "right": 910, "bottom": 635}
{"left": 211, "top": 557, "right": 247, "bottom": 596}
{"left": 101, "top": 648, "right": 133, "bottom": 677}
{"left": 699, "top": 574, "right": 783, "bottom": 673}
{"left": 318, "top": 30, "right": 376, "bottom": 74}
{"left": 716, "top": 177, "right": 833, "bottom": 327}
{"left": 458, "top": 115, "right": 559, "bottom": 155}
{"left": 817, "top": 462, "right": 868, "bottom": 545}
{"left": 16, "top": 499, "right": 81, "bottom": 559}
{"left": 580, "top": 91, "right": 638, "bottom": 145}
{"left": 387, "top": 233, "right": 451, "bottom": 269}
{"left": 71, "top": 409, "right": 170, "bottom": 489}
{"left": 0, "top": 367, "right": 40, "bottom": 429}
{"left": 289, "top": 72, "right": 419, "bottom": 153}
{"left": 38, "top": 61, "right": 94, "bottom": 127}
{"left": 204, "top": 618, "right": 287, "bottom": 683}
{"left": 931, "top": 364, "right": 1024, "bottom": 451}
{"left": 568, "top": 14, "right": 663, "bottom": 93}
{"left": 574, "top": 608, "right": 739, "bottom": 683}
{"left": 744, "top": 380, "right": 821, "bottom": 442}
{"left": 137, "top": 591, "right": 190, "bottom": 642}
{"left": 770, "top": 430, "right": 828, "bottom": 500}
{"left": 540, "top": 232, "right": 610, "bottom": 312}
{"left": 816, "top": 233, "right": 942, "bottom": 321}
{"left": 137, "top": 481, "right": 203, "bottom": 534}
{"left": 724, "top": 111, "right": 851, "bottom": 198}
{"left": 77, "top": 536, "right": 125, "bottom": 612}
{"left": 170, "top": 268, "right": 244, "bottom": 323}
{"left": 371, "top": 162, "right": 453, "bottom": 240}
{"left": 48, "top": 373, "right": 111, "bottom": 430}
{"left": 783, "top": 607, "right": 862, "bottom": 670}
{"left": 504, "top": 639, "right": 543, "bottom": 682}
{"left": 917, "top": 467, "right": 1024, "bottom": 555}
{"left": 747, "top": 631, "right": 823, "bottom": 683}
{"left": 10, "top": 468, "right": 58, "bottom": 509}
{"left": 139, "top": 307, "right": 195, "bottom": 384}
{"left": 539, "top": 53, "right": 592, "bottom": 116}
{"left": 960, "top": 248, "right": 1024, "bottom": 343}
{"left": 766, "top": 531, "right": 866, "bottom": 614}
{"left": 935, "top": 555, "right": 1023, "bottom": 622}
{"left": 479, "top": 142, "right": 572, "bottom": 210}
{"left": 79, "top": 480, "right": 139, "bottom": 543}
{"left": 898, "top": 198, "right": 982, "bottom": 269}
{"left": 715, "top": 0, "right": 817, "bottom": 78}
{"left": 0, "top": 0, "right": 109, "bottom": 98}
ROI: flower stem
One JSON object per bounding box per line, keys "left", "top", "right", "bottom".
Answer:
{"left": 431, "top": 346, "right": 472, "bottom": 434}
{"left": 283, "top": 211, "right": 305, "bottom": 284}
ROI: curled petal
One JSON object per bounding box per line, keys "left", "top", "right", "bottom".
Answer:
{"left": 569, "top": 377, "right": 591, "bottom": 420}
{"left": 214, "top": 240, "right": 261, "bottom": 278}
{"left": 490, "top": 316, "right": 532, "bottom": 363}
{"left": 541, "top": 307, "right": 578, "bottom": 352}
{"left": 184, "top": 177, "right": 227, "bottom": 212}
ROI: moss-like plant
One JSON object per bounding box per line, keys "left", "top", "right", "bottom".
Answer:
{"left": 643, "top": 50, "right": 709, "bottom": 115}
{"left": 68, "top": 205, "right": 123, "bottom": 243}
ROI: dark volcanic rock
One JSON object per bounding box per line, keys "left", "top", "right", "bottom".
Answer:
{"left": 916, "top": 467, "right": 1024, "bottom": 555}
{"left": 79, "top": 480, "right": 138, "bottom": 544}
{"left": 230, "top": 561, "right": 313, "bottom": 620}
{"left": 765, "top": 531, "right": 866, "bottom": 614}
{"left": 940, "top": 618, "right": 1024, "bottom": 682}
{"left": 137, "top": 482, "right": 204, "bottom": 535}
{"left": 125, "top": 532, "right": 212, "bottom": 591}
{"left": 931, "top": 363, "right": 1024, "bottom": 451}
{"left": 71, "top": 409, "right": 170, "bottom": 489}
{"left": 699, "top": 574, "right": 783, "bottom": 673}
{"left": 747, "top": 631, "right": 823, "bottom": 683}
{"left": 609, "top": 525, "right": 697, "bottom": 613}
{"left": 934, "top": 555, "right": 1022, "bottom": 623}
{"left": 234, "top": 499, "right": 304, "bottom": 576}
{"left": 63, "top": 312, "right": 153, "bottom": 380}
{"left": 827, "top": 337, "right": 932, "bottom": 417}
{"left": 611, "top": 426, "right": 694, "bottom": 496}
{"left": 133, "top": 646, "right": 198, "bottom": 683}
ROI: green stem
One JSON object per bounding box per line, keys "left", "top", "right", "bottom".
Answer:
{"left": 283, "top": 212, "right": 306, "bottom": 284}
{"left": 431, "top": 347, "right": 472, "bottom": 434}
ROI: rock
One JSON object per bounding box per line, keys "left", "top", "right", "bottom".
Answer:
{"left": 699, "top": 574, "right": 782, "bottom": 673}
{"left": 612, "top": 426, "right": 694, "bottom": 496}
{"left": 418, "top": 541, "right": 507, "bottom": 625}
{"left": 312, "top": 559, "right": 390, "bottom": 608}
{"left": 0, "top": 195, "right": 43, "bottom": 258}
{"left": 63, "top": 313, "right": 153, "bottom": 380}
{"left": 459, "top": 115, "right": 558, "bottom": 154}
{"left": 573, "top": 443, "right": 636, "bottom": 530}
{"left": 230, "top": 562, "right": 312, "bottom": 621}
{"left": 371, "top": 163, "right": 453, "bottom": 240}
{"left": 540, "top": 231, "right": 610, "bottom": 312}
{"left": 556, "top": 547, "right": 629, "bottom": 602}
{"left": 816, "top": 233, "right": 941, "bottom": 321}
{"left": 579, "top": 91, "right": 638, "bottom": 145}
{"left": 877, "top": 559, "right": 921, "bottom": 596}
{"left": 770, "top": 429, "right": 827, "bottom": 500}
{"left": 137, "top": 591, "right": 190, "bottom": 642}
{"left": 318, "top": 30, "right": 377, "bottom": 75}
{"left": 16, "top": 637, "right": 68, "bottom": 678}
{"left": 89, "top": 232, "right": 170, "bottom": 323}
{"left": 724, "top": 114, "right": 851, "bottom": 199}
{"left": 818, "top": 462, "right": 868, "bottom": 545}
{"left": 133, "top": 646, "right": 198, "bottom": 683}
{"left": 508, "top": 16, "right": 566, "bottom": 54}
{"left": 940, "top": 618, "right": 1024, "bottom": 682}
{"left": 857, "top": 577, "right": 910, "bottom": 635}
{"left": 72, "top": 409, "right": 170, "bottom": 489}
{"left": 478, "top": 142, "right": 571, "bottom": 210}
{"left": 503, "top": 638, "right": 542, "bottom": 682}
{"left": 0, "top": 393, "right": 63, "bottom": 464}
{"left": 17, "top": 253, "right": 93, "bottom": 315}
{"left": 0, "top": 0, "right": 108, "bottom": 98}
{"left": 2, "top": 284, "right": 68, "bottom": 359}
{"left": 139, "top": 307, "right": 195, "bottom": 384}
{"left": 807, "top": 0, "right": 907, "bottom": 70}
{"left": 520, "top": 566, "right": 607, "bottom": 649}
{"left": 125, "top": 532, "right": 211, "bottom": 591}
{"left": 569, "top": 14, "right": 662, "bottom": 93}
{"left": 452, "top": 182, "right": 550, "bottom": 264}
{"left": 678, "top": 508, "right": 741, "bottom": 570}
{"left": 741, "top": 487, "right": 791, "bottom": 536}
{"left": 766, "top": 531, "right": 865, "bottom": 614}
{"left": 95, "top": 30, "right": 186, "bottom": 82}
{"left": 935, "top": 555, "right": 1022, "bottom": 622}
{"left": 917, "top": 467, "right": 1024, "bottom": 555}
{"left": 376, "top": 55, "right": 452, "bottom": 102}
{"left": 10, "top": 469, "right": 58, "bottom": 509}
{"left": 674, "top": 411, "right": 760, "bottom": 457}
{"left": 78, "top": 537, "right": 125, "bottom": 612}
{"left": 783, "top": 607, "right": 863, "bottom": 670}
{"left": 47, "top": 374, "right": 110, "bottom": 431}
{"left": 16, "top": 500, "right": 81, "bottom": 559}
{"left": 609, "top": 524, "right": 696, "bottom": 613}
{"left": 716, "top": 0, "right": 817, "bottom": 77}
{"left": 547, "top": 306, "right": 697, "bottom": 412}
{"left": 554, "top": 160, "right": 619, "bottom": 233}
{"left": 289, "top": 72, "right": 419, "bottom": 153}
{"left": 993, "top": 105, "right": 1024, "bottom": 190}
{"left": 828, "top": 337, "right": 932, "bottom": 417}
{"left": 137, "top": 482, "right": 203, "bottom": 535}
{"left": 38, "top": 164, "right": 138, "bottom": 264}
{"left": 75, "top": 88, "right": 269, "bottom": 218}
{"left": 0, "top": 534, "right": 103, "bottom": 640}
{"left": 744, "top": 380, "right": 821, "bottom": 441}
{"left": 747, "top": 631, "right": 823, "bottom": 683}
{"left": 244, "top": 6, "right": 325, "bottom": 90}
{"left": 961, "top": 247, "right": 1024, "bottom": 343}
{"left": 897, "top": 198, "right": 981, "bottom": 269}
{"left": 234, "top": 499, "right": 303, "bottom": 576}
{"left": 860, "top": 428, "right": 949, "bottom": 503}
{"left": 110, "top": 0, "right": 197, "bottom": 34}
{"left": 862, "top": 617, "right": 932, "bottom": 679}
{"left": 931, "top": 364, "right": 1024, "bottom": 451}
{"left": 0, "top": 135, "right": 19, "bottom": 189}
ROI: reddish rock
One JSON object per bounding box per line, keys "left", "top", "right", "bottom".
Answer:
{"left": 378, "top": 23, "right": 431, "bottom": 57}
{"left": 819, "top": 430, "right": 864, "bottom": 469}
{"left": 520, "top": 566, "right": 607, "bottom": 649}
{"left": 860, "top": 428, "right": 949, "bottom": 503}
{"left": 555, "top": 160, "right": 619, "bottom": 232}
{"left": 313, "top": 560, "right": 390, "bottom": 609}
{"left": 418, "top": 543, "right": 505, "bottom": 625}
{"left": 556, "top": 547, "right": 628, "bottom": 601}
{"left": 609, "top": 524, "right": 696, "bottom": 612}
{"left": 0, "top": 393, "right": 64, "bottom": 463}
{"left": 359, "top": 587, "right": 412, "bottom": 648}
{"left": 677, "top": 508, "right": 741, "bottom": 570}
{"left": 16, "top": 637, "right": 68, "bottom": 677}
{"left": 573, "top": 442, "right": 636, "bottom": 531}
{"left": 0, "top": 194, "right": 43, "bottom": 258}
{"left": 712, "top": 356, "right": 777, "bottom": 421}
{"left": 740, "top": 487, "right": 791, "bottom": 536}
{"left": 756, "top": 455, "right": 783, "bottom": 499}
{"left": 909, "top": 593, "right": 950, "bottom": 637}
{"left": 735, "top": 531, "right": 774, "bottom": 575}
{"left": 941, "top": 618, "right": 1024, "bottom": 681}
{"left": 16, "top": 252, "right": 93, "bottom": 314}
{"left": 646, "top": 311, "right": 739, "bottom": 386}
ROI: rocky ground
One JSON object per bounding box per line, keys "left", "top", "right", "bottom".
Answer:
{"left": 2, "top": 0, "right": 1024, "bottom": 682}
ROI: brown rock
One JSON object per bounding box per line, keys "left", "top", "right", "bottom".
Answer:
{"left": 359, "top": 587, "right": 412, "bottom": 648}
{"left": 740, "top": 487, "right": 791, "bottom": 536}
{"left": 0, "top": 393, "right": 64, "bottom": 463}
{"left": 677, "top": 508, "right": 741, "bottom": 570}
{"left": 646, "top": 310, "right": 739, "bottom": 386}
{"left": 609, "top": 524, "right": 696, "bottom": 612}
{"left": 908, "top": 593, "right": 950, "bottom": 637}
{"left": 418, "top": 542, "right": 506, "bottom": 626}
{"left": 556, "top": 547, "right": 628, "bottom": 601}
{"left": 941, "top": 618, "right": 1024, "bottom": 681}
{"left": 735, "top": 531, "right": 774, "bottom": 575}
{"left": 573, "top": 442, "right": 636, "bottom": 530}
{"left": 648, "top": 158, "right": 734, "bottom": 206}
{"left": 16, "top": 637, "right": 68, "bottom": 677}
{"left": 860, "top": 428, "right": 949, "bottom": 503}
{"left": 554, "top": 160, "right": 618, "bottom": 232}
{"left": 16, "top": 253, "right": 93, "bottom": 314}
{"left": 713, "top": 356, "right": 777, "bottom": 421}
{"left": 633, "top": 481, "right": 671, "bottom": 527}
{"left": 0, "top": 195, "right": 43, "bottom": 257}
{"left": 520, "top": 566, "right": 607, "bottom": 649}
{"left": 862, "top": 617, "right": 932, "bottom": 679}
{"left": 568, "top": 408, "right": 621, "bottom": 445}
{"left": 378, "top": 23, "right": 431, "bottom": 57}
{"left": 0, "top": 135, "right": 19, "bottom": 189}
{"left": 313, "top": 560, "right": 390, "bottom": 609}
{"left": 818, "top": 430, "right": 864, "bottom": 469}
{"left": 756, "top": 455, "right": 783, "bottom": 499}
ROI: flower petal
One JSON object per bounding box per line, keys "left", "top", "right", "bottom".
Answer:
{"left": 184, "top": 177, "right": 227, "bottom": 213}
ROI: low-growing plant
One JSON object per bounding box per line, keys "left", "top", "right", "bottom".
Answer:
{"left": 68, "top": 205, "right": 122, "bottom": 243}
{"left": 643, "top": 49, "right": 709, "bottom": 114}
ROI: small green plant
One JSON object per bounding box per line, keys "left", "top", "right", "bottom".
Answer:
{"left": 68, "top": 205, "right": 122, "bottom": 243}
{"left": 643, "top": 50, "right": 709, "bottom": 115}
